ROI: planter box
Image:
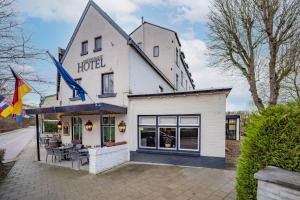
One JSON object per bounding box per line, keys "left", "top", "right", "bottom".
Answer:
{"left": 88, "top": 144, "right": 129, "bottom": 174}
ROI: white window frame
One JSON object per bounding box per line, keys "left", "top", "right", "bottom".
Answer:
{"left": 158, "top": 127, "right": 177, "bottom": 150}
{"left": 178, "top": 127, "right": 199, "bottom": 151}
{"left": 158, "top": 116, "right": 177, "bottom": 126}
{"left": 179, "top": 116, "right": 200, "bottom": 126}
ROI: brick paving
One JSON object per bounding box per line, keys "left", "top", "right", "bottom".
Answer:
{"left": 0, "top": 141, "right": 236, "bottom": 200}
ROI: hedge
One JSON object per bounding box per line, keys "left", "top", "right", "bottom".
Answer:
{"left": 44, "top": 121, "right": 58, "bottom": 133}
{"left": 236, "top": 100, "right": 300, "bottom": 200}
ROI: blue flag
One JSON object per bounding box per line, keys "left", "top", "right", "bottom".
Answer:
{"left": 47, "top": 51, "right": 87, "bottom": 101}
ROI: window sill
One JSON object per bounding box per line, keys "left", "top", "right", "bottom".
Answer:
{"left": 97, "top": 93, "right": 117, "bottom": 98}
{"left": 80, "top": 52, "right": 88, "bottom": 56}
{"left": 137, "top": 149, "right": 200, "bottom": 157}
{"left": 69, "top": 97, "right": 81, "bottom": 101}
{"left": 93, "top": 48, "right": 102, "bottom": 52}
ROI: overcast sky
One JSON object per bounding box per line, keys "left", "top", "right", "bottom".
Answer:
{"left": 16, "top": 0, "right": 254, "bottom": 111}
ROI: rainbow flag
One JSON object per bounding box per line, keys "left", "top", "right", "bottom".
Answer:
{"left": 0, "top": 96, "right": 13, "bottom": 118}
{"left": 10, "top": 68, "right": 32, "bottom": 116}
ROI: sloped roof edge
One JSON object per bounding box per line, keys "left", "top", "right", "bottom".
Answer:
{"left": 59, "top": 0, "right": 175, "bottom": 90}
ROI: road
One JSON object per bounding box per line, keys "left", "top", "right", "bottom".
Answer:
{"left": 0, "top": 126, "right": 35, "bottom": 162}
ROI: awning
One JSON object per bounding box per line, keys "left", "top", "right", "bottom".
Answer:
{"left": 26, "top": 103, "right": 127, "bottom": 115}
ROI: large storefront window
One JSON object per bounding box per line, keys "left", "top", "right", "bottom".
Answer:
{"left": 73, "top": 117, "right": 82, "bottom": 142}
{"left": 138, "top": 115, "right": 200, "bottom": 152}
{"left": 179, "top": 128, "right": 199, "bottom": 151}
{"left": 139, "top": 116, "right": 156, "bottom": 148}
{"left": 226, "top": 119, "right": 237, "bottom": 140}
{"left": 103, "top": 116, "right": 115, "bottom": 142}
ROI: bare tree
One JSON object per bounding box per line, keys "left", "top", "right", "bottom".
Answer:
{"left": 0, "top": 0, "right": 52, "bottom": 98}
{"left": 280, "top": 37, "right": 300, "bottom": 101}
{"left": 208, "top": 0, "right": 300, "bottom": 109}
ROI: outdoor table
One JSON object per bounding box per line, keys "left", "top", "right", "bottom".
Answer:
{"left": 58, "top": 146, "right": 73, "bottom": 160}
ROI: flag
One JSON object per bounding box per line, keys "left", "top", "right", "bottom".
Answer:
{"left": 47, "top": 51, "right": 87, "bottom": 101}
{"left": 10, "top": 68, "right": 32, "bottom": 116}
{"left": 0, "top": 96, "right": 13, "bottom": 118}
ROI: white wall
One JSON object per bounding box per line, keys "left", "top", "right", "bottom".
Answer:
{"left": 127, "top": 93, "right": 227, "bottom": 157}
{"left": 130, "top": 23, "right": 193, "bottom": 91}
{"left": 60, "top": 5, "right": 130, "bottom": 107}
{"left": 128, "top": 47, "right": 173, "bottom": 94}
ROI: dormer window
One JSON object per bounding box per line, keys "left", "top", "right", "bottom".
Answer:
{"left": 81, "top": 41, "right": 88, "bottom": 55}
{"left": 153, "top": 46, "right": 159, "bottom": 57}
{"left": 94, "top": 36, "right": 102, "bottom": 52}
{"left": 176, "top": 48, "right": 179, "bottom": 66}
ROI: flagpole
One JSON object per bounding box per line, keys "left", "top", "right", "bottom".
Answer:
{"left": 9, "top": 66, "right": 45, "bottom": 99}
{"left": 46, "top": 51, "right": 97, "bottom": 104}
{"left": 9, "top": 66, "right": 56, "bottom": 108}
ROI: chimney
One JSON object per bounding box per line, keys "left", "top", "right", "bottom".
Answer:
{"left": 141, "top": 16, "right": 144, "bottom": 24}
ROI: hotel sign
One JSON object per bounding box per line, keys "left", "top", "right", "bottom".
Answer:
{"left": 77, "top": 55, "right": 105, "bottom": 73}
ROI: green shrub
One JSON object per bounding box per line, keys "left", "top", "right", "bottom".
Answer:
{"left": 44, "top": 121, "right": 58, "bottom": 133}
{"left": 236, "top": 100, "right": 300, "bottom": 200}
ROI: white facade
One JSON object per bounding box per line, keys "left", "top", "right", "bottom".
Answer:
{"left": 46, "top": 0, "right": 231, "bottom": 173}
{"left": 130, "top": 22, "right": 194, "bottom": 91}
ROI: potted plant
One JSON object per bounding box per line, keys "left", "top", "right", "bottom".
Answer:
{"left": 164, "top": 137, "right": 172, "bottom": 148}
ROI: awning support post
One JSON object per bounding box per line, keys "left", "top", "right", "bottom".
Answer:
{"left": 36, "top": 114, "right": 41, "bottom": 161}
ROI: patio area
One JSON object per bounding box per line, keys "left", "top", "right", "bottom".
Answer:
{"left": 39, "top": 145, "right": 89, "bottom": 171}
{"left": 0, "top": 140, "right": 236, "bottom": 200}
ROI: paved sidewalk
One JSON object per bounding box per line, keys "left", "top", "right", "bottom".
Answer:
{"left": 0, "top": 141, "right": 236, "bottom": 200}
{"left": 0, "top": 126, "right": 35, "bottom": 162}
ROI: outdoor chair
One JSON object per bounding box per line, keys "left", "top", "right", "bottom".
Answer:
{"left": 45, "top": 147, "right": 54, "bottom": 163}
{"left": 70, "top": 151, "right": 89, "bottom": 169}
{"left": 52, "top": 148, "right": 69, "bottom": 163}
{"left": 74, "top": 144, "right": 83, "bottom": 151}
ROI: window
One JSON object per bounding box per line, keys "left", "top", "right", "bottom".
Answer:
{"left": 158, "top": 116, "right": 177, "bottom": 150}
{"left": 94, "top": 36, "right": 102, "bottom": 51}
{"left": 159, "top": 85, "right": 164, "bottom": 93}
{"left": 176, "top": 48, "right": 179, "bottom": 65}
{"left": 138, "top": 42, "right": 143, "bottom": 50}
{"left": 226, "top": 119, "right": 237, "bottom": 140}
{"left": 81, "top": 41, "right": 88, "bottom": 55}
{"left": 102, "top": 116, "right": 115, "bottom": 143}
{"left": 73, "top": 117, "right": 82, "bottom": 142}
{"left": 176, "top": 74, "right": 179, "bottom": 90}
{"left": 179, "top": 128, "right": 199, "bottom": 151}
{"left": 139, "top": 116, "right": 156, "bottom": 148}
{"left": 138, "top": 115, "right": 200, "bottom": 152}
{"left": 181, "top": 71, "right": 183, "bottom": 86}
{"left": 186, "top": 80, "right": 188, "bottom": 90}
{"left": 153, "top": 46, "right": 159, "bottom": 57}
{"left": 102, "top": 73, "right": 114, "bottom": 94}
{"left": 179, "top": 116, "right": 200, "bottom": 151}
{"left": 72, "top": 78, "right": 82, "bottom": 98}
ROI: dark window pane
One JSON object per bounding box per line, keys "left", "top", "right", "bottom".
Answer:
{"left": 226, "top": 119, "right": 236, "bottom": 140}
{"left": 102, "top": 73, "right": 114, "bottom": 94}
{"left": 140, "top": 127, "right": 156, "bottom": 148}
{"left": 153, "top": 46, "right": 159, "bottom": 57}
{"left": 103, "top": 117, "right": 109, "bottom": 125}
{"left": 159, "top": 128, "right": 176, "bottom": 149}
{"left": 180, "top": 128, "right": 198, "bottom": 150}
{"left": 81, "top": 41, "right": 88, "bottom": 54}
{"left": 95, "top": 36, "right": 102, "bottom": 50}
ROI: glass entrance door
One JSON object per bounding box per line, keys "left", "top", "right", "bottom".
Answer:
{"left": 73, "top": 117, "right": 82, "bottom": 143}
